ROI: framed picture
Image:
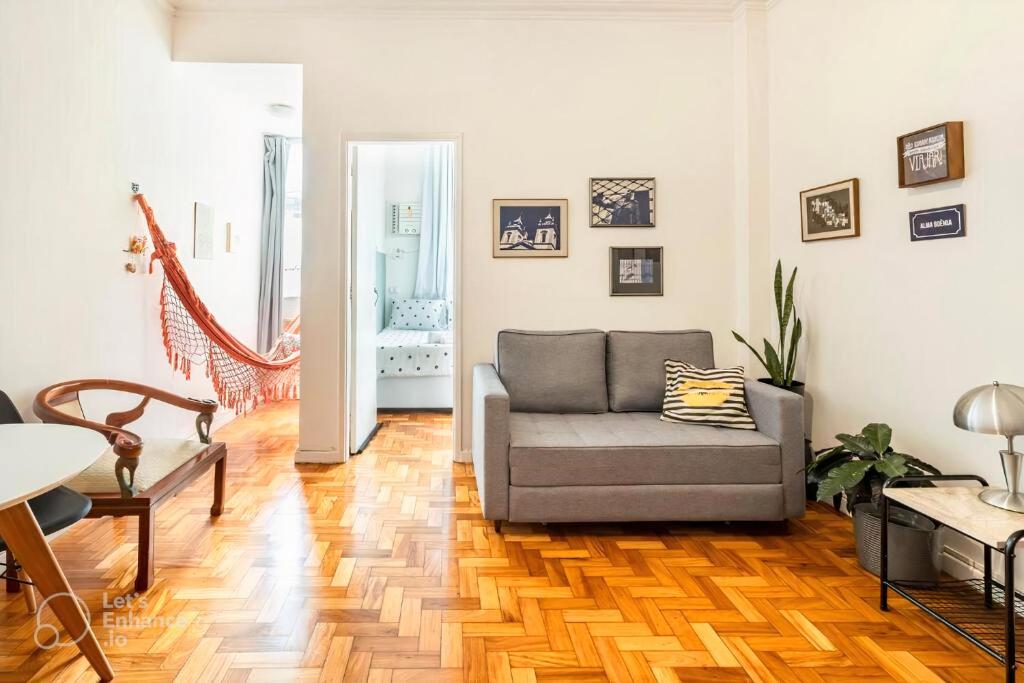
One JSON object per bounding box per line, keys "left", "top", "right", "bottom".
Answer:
{"left": 591, "top": 178, "right": 655, "bottom": 227}
{"left": 193, "top": 202, "right": 215, "bottom": 259}
{"left": 610, "top": 247, "right": 663, "bottom": 296}
{"left": 909, "top": 204, "right": 966, "bottom": 242}
{"left": 800, "top": 178, "right": 860, "bottom": 242}
{"left": 492, "top": 199, "right": 568, "bottom": 258}
{"left": 897, "top": 121, "right": 964, "bottom": 188}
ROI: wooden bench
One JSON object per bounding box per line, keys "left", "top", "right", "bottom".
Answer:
{"left": 33, "top": 380, "right": 226, "bottom": 592}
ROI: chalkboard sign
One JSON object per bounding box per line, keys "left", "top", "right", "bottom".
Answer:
{"left": 897, "top": 122, "right": 964, "bottom": 188}
{"left": 909, "top": 204, "right": 965, "bottom": 241}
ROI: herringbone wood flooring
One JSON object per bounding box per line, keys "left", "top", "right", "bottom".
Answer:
{"left": 0, "top": 402, "right": 1004, "bottom": 681}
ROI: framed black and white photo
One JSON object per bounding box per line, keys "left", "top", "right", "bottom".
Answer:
{"left": 800, "top": 178, "right": 860, "bottom": 242}
{"left": 492, "top": 199, "right": 568, "bottom": 258}
{"left": 610, "top": 247, "right": 663, "bottom": 296}
{"left": 897, "top": 122, "right": 964, "bottom": 188}
{"left": 591, "top": 178, "right": 655, "bottom": 227}
{"left": 909, "top": 204, "right": 965, "bottom": 241}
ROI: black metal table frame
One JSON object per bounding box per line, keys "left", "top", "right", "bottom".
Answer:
{"left": 880, "top": 474, "right": 1024, "bottom": 683}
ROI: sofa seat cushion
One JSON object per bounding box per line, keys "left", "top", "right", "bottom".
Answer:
{"left": 509, "top": 412, "right": 780, "bottom": 487}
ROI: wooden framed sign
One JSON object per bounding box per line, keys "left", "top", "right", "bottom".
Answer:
{"left": 897, "top": 121, "right": 964, "bottom": 188}
{"left": 909, "top": 204, "right": 965, "bottom": 241}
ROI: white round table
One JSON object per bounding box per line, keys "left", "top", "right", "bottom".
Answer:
{"left": 0, "top": 424, "right": 114, "bottom": 681}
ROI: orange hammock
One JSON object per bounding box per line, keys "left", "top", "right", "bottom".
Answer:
{"left": 135, "top": 193, "right": 300, "bottom": 411}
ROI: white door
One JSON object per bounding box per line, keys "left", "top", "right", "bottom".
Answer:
{"left": 349, "top": 145, "right": 380, "bottom": 453}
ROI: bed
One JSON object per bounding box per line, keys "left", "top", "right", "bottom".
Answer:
{"left": 376, "top": 327, "right": 453, "bottom": 409}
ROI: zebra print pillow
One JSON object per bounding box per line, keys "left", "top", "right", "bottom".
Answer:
{"left": 660, "top": 360, "right": 756, "bottom": 430}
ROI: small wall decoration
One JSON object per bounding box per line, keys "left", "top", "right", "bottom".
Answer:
{"left": 897, "top": 121, "right": 964, "bottom": 188}
{"left": 591, "top": 178, "right": 655, "bottom": 227}
{"left": 193, "top": 202, "right": 215, "bottom": 260}
{"left": 610, "top": 246, "right": 663, "bottom": 296}
{"left": 492, "top": 199, "right": 568, "bottom": 258}
{"left": 909, "top": 204, "right": 966, "bottom": 241}
{"left": 800, "top": 178, "right": 860, "bottom": 242}
{"left": 124, "top": 234, "right": 148, "bottom": 273}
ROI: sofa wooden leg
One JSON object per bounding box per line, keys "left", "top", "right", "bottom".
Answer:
{"left": 211, "top": 456, "right": 226, "bottom": 516}
{"left": 5, "top": 549, "right": 20, "bottom": 594}
{"left": 493, "top": 520, "right": 502, "bottom": 533}
{"left": 136, "top": 506, "right": 156, "bottom": 592}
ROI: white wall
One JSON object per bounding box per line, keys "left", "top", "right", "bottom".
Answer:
{"left": 768, "top": 0, "right": 1024, "bottom": 481}
{"left": 173, "top": 15, "right": 739, "bottom": 459}
{"left": 0, "top": 0, "right": 300, "bottom": 433}
{"left": 379, "top": 145, "right": 429, "bottom": 320}
{"left": 767, "top": 0, "right": 1024, "bottom": 572}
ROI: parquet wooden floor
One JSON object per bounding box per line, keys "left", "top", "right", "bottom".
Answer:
{"left": 0, "top": 402, "right": 1003, "bottom": 681}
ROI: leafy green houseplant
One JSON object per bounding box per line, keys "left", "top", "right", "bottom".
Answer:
{"left": 732, "top": 260, "right": 802, "bottom": 388}
{"left": 807, "top": 423, "right": 943, "bottom": 582}
{"left": 806, "top": 423, "right": 940, "bottom": 511}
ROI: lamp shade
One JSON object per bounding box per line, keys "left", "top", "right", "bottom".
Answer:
{"left": 953, "top": 382, "right": 1024, "bottom": 436}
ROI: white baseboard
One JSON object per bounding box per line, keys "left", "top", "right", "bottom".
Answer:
{"left": 942, "top": 544, "right": 983, "bottom": 580}
{"left": 455, "top": 449, "right": 473, "bottom": 464}
{"left": 295, "top": 448, "right": 345, "bottom": 464}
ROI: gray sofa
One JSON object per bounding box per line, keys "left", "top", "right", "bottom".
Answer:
{"left": 472, "top": 329, "right": 805, "bottom": 530}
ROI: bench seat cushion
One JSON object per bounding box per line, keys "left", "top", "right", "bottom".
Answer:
{"left": 66, "top": 439, "right": 209, "bottom": 494}
{"left": 509, "top": 412, "right": 780, "bottom": 487}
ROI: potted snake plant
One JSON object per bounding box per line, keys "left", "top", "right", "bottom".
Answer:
{"left": 732, "top": 260, "right": 803, "bottom": 394}
{"left": 806, "top": 423, "right": 943, "bottom": 583}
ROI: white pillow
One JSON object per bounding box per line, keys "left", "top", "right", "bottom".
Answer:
{"left": 389, "top": 298, "right": 447, "bottom": 330}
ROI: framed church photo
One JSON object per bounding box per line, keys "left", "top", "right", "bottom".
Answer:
{"left": 800, "top": 178, "right": 860, "bottom": 242}
{"left": 492, "top": 199, "right": 568, "bottom": 258}
{"left": 897, "top": 121, "right": 964, "bottom": 188}
{"left": 610, "top": 246, "right": 663, "bottom": 296}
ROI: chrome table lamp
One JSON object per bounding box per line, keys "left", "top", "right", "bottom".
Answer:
{"left": 954, "top": 381, "right": 1024, "bottom": 512}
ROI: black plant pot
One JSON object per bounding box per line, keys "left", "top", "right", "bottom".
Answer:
{"left": 757, "top": 378, "right": 805, "bottom": 395}
{"left": 853, "top": 502, "right": 942, "bottom": 585}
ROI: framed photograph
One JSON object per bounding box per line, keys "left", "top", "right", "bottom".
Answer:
{"left": 591, "top": 178, "right": 655, "bottom": 227}
{"left": 610, "top": 247, "right": 663, "bottom": 296}
{"left": 909, "top": 204, "right": 966, "bottom": 242}
{"left": 492, "top": 199, "right": 568, "bottom": 258}
{"left": 800, "top": 178, "right": 860, "bottom": 242}
{"left": 897, "top": 121, "right": 964, "bottom": 188}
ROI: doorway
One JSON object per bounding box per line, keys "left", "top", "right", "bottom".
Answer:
{"left": 346, "top": 138, "right": 459, "bottom": 455}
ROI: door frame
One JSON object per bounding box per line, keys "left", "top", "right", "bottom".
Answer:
{"left": 343, "top": 133, "right": 464, "bottom": 459}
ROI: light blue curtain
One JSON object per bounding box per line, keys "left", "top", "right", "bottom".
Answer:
{"left": 257, "top": 135, "right": 289, "bottom": 353}
{"left": 413, "top": 143, "right": 454, "bottom": 305}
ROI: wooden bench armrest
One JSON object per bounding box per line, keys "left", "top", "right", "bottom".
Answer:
{"left": 33, "top": 380, "right": 219, "bottom": 456}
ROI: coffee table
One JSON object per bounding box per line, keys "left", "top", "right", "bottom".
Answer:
{"left": 881, "top": 474, "right": 1024, "bottom": 683}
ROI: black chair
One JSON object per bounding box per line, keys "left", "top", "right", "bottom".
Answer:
{"left": 1, "top": 391, "right": 92, "bottom": 613}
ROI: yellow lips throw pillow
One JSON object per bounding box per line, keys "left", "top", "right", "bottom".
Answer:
{"left": 661, "top": 361, "right": 756, "bottom": 429}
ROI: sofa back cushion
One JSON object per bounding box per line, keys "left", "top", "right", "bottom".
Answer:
{"left": 607, "top": 330, "right": 715, "bottom": 412}
{"left": 496, "top": 329, "right": 608, "bottom": 413}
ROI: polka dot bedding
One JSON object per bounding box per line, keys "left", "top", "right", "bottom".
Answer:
{"left": 388, "top": 298, "right": 448, "bottom": 331}
{"left": 376, "top": 327, "right": 454, "bottom": 378}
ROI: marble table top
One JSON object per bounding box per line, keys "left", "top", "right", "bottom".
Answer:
{"left": 885, "top": 486, "right": 1024, "bottom": 550}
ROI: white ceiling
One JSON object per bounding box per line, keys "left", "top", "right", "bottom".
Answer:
{"left": 167, "top": 0, "right": 757, "bottom": 20}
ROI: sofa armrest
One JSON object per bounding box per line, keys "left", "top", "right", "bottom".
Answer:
{"left": 745, "top": 379, "right": 805, "bottom": 518}
{"left": 472, "top": 363, "right": 511, "bottom": 521}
